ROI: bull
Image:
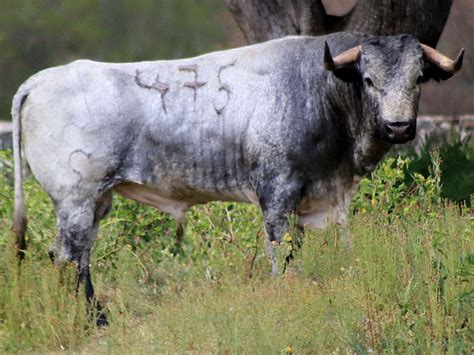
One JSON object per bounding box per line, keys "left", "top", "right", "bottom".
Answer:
{"left": 12, "top": 32, "right": 463, "bottom": 325}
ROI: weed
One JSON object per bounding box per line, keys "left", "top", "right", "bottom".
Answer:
{"left": 0, "top": 149, "right": 472, "bottom": 352}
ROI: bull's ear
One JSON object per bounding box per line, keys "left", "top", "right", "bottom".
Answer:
{"left": 331, "top": 64, "right": 361, "bottom": 82}
{"left": 324, "top": 41, "right": 362, "bottom": 82}
{"left": 422, "top": 62, "right": 457, "bottom": 82}
{"left": 421, "top": 45, "right": 464, "bottom": 82}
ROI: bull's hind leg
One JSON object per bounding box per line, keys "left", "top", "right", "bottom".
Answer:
{"left": 52, "top": 191, "right": 112, "bottom": 326}
{"left": 80, "top": 191, "right": 112, "bottom": 326}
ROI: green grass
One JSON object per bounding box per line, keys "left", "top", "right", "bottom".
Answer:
{"left": 0, "top": 151, "right": 473, "bottom": 353}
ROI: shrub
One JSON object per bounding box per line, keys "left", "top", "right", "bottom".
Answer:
{"left": 403, "top": 138, "right": 474, "bottom": 207}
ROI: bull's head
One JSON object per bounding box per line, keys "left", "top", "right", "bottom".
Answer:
{"left": 324, "top": 35, "right": 464, "bottom": 144}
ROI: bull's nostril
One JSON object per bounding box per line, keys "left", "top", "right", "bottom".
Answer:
{"left": 387, "top": 122, "right": 411, "bottom": 129}
{"left": 387, "top": 121, "right": 411, "bottom": 136}
{"left": 382, "top": 120, "right": 416, "bottom": 143}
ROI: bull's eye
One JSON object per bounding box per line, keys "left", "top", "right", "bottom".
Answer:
{"left": 364, "top": 77, "right": 374, "bottom": 87}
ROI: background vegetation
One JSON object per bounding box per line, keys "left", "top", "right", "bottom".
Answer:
{"left": 0, "top": 0, "right": 236, "bottom": 119}
{"left": 0, "top": 149, "right": 472, "bottom": 353}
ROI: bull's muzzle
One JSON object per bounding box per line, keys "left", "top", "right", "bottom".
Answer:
{"left": 381, "top": 120, "right": 416, "bottom": 144}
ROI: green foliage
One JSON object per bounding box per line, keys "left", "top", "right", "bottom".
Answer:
{"left": 403, "top": 138, "right": 474, "bottom": 206}
{"left": 0, "top": 0, "right": 234, "bottom": 119}
{"left": 352, "top": 154, "right": 443, "bottom": 218}
{"left": 353, "top": 139, "right": 474, "bottom": 217}
{"left": 0, "top": 150, "right": 472, "bottom": 352}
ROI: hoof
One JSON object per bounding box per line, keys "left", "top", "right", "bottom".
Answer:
{"left": 92, "top": 300, "right": 108, "bottom": 327}
{"left": 170, "top": 244, "right": 185, "bottom": 257}
{"left": 48, "top": 249, "right": 55, "bottom": 264}
{"left": 96, "top": 313, "right": 109, "bottom": 327}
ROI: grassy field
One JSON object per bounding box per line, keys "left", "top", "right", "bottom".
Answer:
{"left": 0, "top": 152, "right": 473, "bottom": 353}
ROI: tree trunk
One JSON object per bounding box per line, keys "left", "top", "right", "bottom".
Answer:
{"left": 346, "top": 0, "right": 452, "bottom": 47}
{"left": 225, "top": 0, "right": 452, "bottom": 47}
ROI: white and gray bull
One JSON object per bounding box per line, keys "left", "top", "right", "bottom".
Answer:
{"left": 12, "top": 32, "right": 463, "bottom": 325}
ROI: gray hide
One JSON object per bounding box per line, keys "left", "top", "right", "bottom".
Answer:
{"left": 13, "top": 32, "right": 463, "bottom": 278}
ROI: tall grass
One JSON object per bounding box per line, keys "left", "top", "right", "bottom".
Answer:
{"left": 0, "top": 150, "right": 472, "bottom": 353}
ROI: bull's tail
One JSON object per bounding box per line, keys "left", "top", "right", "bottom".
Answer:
{"left": 12, "top": 84, "right": 29, "bottom": 259}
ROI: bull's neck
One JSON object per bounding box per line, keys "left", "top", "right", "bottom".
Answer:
{"left": 323, "top": 75, "right": 391, "bottom": 176}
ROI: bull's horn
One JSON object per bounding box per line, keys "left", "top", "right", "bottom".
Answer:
{"left": 421, "top": 44, "right": 464, "bottom": 74}
{"left": 324, "top": 41, "right": 362, "bottom": 71}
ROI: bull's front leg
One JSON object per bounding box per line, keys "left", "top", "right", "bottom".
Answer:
{"left": 257, "top": 173, "right": 303, "bottom": 275}
{"left": 282, "top": 224, "right": 305, "bottom": 273}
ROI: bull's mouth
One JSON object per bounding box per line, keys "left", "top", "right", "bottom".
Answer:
{"left": 380, "top": 120, "right": 416, "bottom": 144}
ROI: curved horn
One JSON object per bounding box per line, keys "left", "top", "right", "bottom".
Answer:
{"left": 324, "top": 41, "right": 362, "bottom": 71}
{"left": 421, "top": 44, "right": 464, "bottom": 74}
